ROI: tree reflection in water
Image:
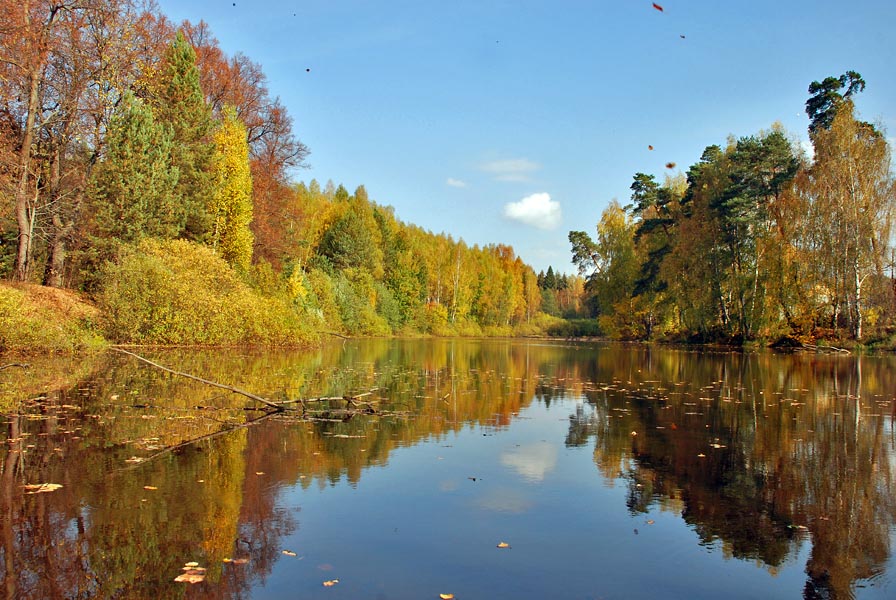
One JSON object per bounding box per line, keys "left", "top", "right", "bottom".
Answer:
{"left": 0, "top": 341, "right": 894, "bottom": 599}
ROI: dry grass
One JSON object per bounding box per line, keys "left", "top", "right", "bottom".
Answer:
{"left": 0, "top": 282, "right": 106, "bottom": 353}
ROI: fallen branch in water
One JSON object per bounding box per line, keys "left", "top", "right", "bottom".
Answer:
{"left": 0, "top": 363, "right": 30, "bottom": 372}
{"left": 118, "top": 410, "right": 278, "bottom": 471}
{"left": 322, "top": 331, "right": 351, "bottom": 340}
{"left": 110, "top": 347, "right": 287, "bottom": 412}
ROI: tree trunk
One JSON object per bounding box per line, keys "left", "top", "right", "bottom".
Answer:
{"left": 13, "top": 64, "right": 40, "bottom": 282}
{"left": 43, "top": 214, "right": 71, "bottom": 287}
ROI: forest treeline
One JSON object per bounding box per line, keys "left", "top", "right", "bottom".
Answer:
{"left": 570, "top": 71, "right": 895, "bottom": 345}
{"left": 0, "top": 0, "right": 581, "bottom": 347}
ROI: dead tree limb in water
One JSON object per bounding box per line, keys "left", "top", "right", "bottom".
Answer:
{"left": 0, "top": 363, "right": 30, "bottom": 372}
{"left": 117, "top": 410, "right": 278, "bottom": 471}
{"left": 110, "top": 347, "right": 287, "bottom": 412}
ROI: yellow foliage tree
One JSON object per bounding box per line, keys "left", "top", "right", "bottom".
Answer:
{"left": 210, "top": 106, "right": 254, "bottom": 270}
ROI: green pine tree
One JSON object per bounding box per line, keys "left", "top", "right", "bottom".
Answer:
{"left": 89, "top": 92, "right": 180, "bottom": 246}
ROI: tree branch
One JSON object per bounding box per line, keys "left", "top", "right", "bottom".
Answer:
{"left": 110, "top": 347, "right": 286, "bottom": 411}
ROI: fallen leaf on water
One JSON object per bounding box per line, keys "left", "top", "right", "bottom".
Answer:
{"left": 184, "top": 561, "right": 199, "bottom": 568}
{"left": 440, "top": 594, "right": 455, "bottom": 599}
{"left": 255, "top": 472, "right": 265, "bottom": 475}
{"left": 282, "top": 550, "right": 297, "bottom": 556}
{"left": 697, "top": 453, "right": 706, "bottom": 458}
{"left": 24, "top": 483, "right": 63, "bottom": 494}
{"left": 323, "top": 579, "right": 339, "bottom": 587}
{"left": 646, "top": 519, "right": 655, "bottom": 525}
{"left": 174, "top": 571, "right": 205, "bottom": 584}
{"left": 143, "top": 485, "right": 158, "bottom": 490}
{"left": 652, "top": 2, "right": 664, "bottom": 12}
{"left": 124, "top": 456, "right": 143, "bottom": 464}
{"left": 648, "top": 145, "right": 654, "bottom": 150}
{"left": 497, "top": 542, "right": 511, "bottom": 549}
{"left": 665, "top": 162, "right": 676, "bottom": 169}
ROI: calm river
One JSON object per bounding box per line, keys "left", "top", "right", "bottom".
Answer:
{"left": 2, "top": 339, "right": 895, "bottom": 599}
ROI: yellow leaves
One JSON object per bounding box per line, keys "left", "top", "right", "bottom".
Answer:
{"left": 322, "top": 579, "right": 339, "bottom": 587}
{"left": 23, "top": 483, "right": 62, "bottom": 494}
{"left": 496, "top": 541, "right": 511, "bottom": 549}
{"left": 282, "top": 550, "right": 297, "bottom": 556}
{"left": 440, "top": 594, "right": 455, "bottom": 599}
{"left": 143, "top": 485, "right": 158, "bottom": 490}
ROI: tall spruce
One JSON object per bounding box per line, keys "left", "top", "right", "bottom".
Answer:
{"left": 149, "top": 30, "right": 214, "bottom": 240}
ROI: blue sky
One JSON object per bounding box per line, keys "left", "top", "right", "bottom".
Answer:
{"left": 157, "top": 0, "right": 895, "bottom": 274}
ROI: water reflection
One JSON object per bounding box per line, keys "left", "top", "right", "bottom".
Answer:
{"left": 0, "top": 340, "right": 894, "bottom": 599}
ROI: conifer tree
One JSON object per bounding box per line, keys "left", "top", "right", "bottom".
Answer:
{"left": 89, "top": 92, "right": 179, "bottom": 246}
{"left": 149, "top": 30, "right": 215, "bottom": 239}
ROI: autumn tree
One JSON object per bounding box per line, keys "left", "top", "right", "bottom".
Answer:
{"left": 801, "top": 101, "right": 893, "bottom": 339}
{"left": 209, "top": 106, "right": 253, "bottom": 270}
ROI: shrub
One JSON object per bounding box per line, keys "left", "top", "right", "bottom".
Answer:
{"left": 97, "top": 239, "right": 317, "bottom": 345}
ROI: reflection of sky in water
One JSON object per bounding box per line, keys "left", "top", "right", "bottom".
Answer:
{"left": 500, "top": 442, "right": 558, "bottom": 483}
{"left": 476, "top": 486, "right": 535, "bottom": 513}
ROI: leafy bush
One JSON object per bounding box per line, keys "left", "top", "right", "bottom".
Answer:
{"left": 545, "top": 318, "right": 603, "bottom": 338}
{"left": 97, "top": 239, "right": 317, "bottom": 345}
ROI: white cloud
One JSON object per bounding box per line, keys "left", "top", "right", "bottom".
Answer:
{"left": 503, "top": 192, "right": 562, "bottom": 230}
{"left": 500, "top": 442, "right": 558, "bottom": 483}
{"left": 446, "top": 177, "right": 467, "bottom": 188}
{"left": 480, "top": 158, "right": 540, "bottom": 182}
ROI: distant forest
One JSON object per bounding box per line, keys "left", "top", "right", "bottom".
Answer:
{"left": 1, "top": 2, "right": 892, "bottom": 345}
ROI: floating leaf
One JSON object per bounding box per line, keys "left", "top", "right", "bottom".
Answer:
{"left": 124, "top": 456, "right": 143, "bottom": 464}
{"left": 496, "top": 542, "right": 511, "bottom": 549}
{"left": 174, "top": 571, "right": 205, "bottom": 584}
{"left": 697, "top": 453, "right": 706, "bottom": 458}
{"left": 648, "top": 145, "right": 654, "bottom": 150}
{"left": 646, "top": 519, "right": 655, "bottom": 525}
{"left": 440, "top": 594, "right": 455, "bottom": 599}
{"left": 184, "top": 561, "right": 199, "bottom": 568}
{"left": 24, "top": 483, "right": 63, "bottom": 494}
{"left": 255, "top": 472, "right": 265, "bottom": 475}
{"left": 323, "top": 579, "right": 339, "bottom": 587}
{"left": 143, "top": 485, "right": 158, "bottom": 490}
{"left": 652, "top": 2, "right": 664, "bottom": 11}
{"left": 282, "top": 550, "right": 297, "bottom": 557}
{"left": 665, "top": 162, "right": 676, "bottom": 169}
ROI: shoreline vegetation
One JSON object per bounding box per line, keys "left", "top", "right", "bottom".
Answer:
{"left": 2, "top": 4, "right": 893, "bottom": 354}
{"left": 0, "top": 277, "right": 885, "bottom": 356}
